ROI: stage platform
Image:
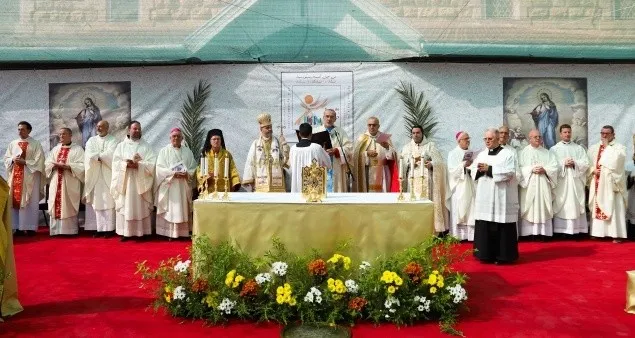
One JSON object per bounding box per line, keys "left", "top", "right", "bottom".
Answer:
{"left": 193, "top": 193, "right": 434, "bottom": 259}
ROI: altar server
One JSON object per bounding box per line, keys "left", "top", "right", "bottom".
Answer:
{"left": 471, "top": 128, "right": 519, "bottom": 264}
{"left": 111, "top": 121, "right": 156, "bottom": 240}
{"left": 83, "top": 120, "right": 118, "bottom": 237}
{"left": 45, "top": 128, "right": 85, "bottom": 236}
{"left": 447, "top": 131, "right": 476, "bottom": 241}
{"left": 3, "top": 121, "right": 45, "bottom": 236}
{"left": 155, "top": 128, "right": 197, "bottom": 239}
{"left": 550, "top": 124, "right": 589, "bottom": 235}
{"left": 289, "top": 123, "right": 331, "bottom": 193}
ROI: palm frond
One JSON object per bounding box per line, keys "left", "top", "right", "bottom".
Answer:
{"left": 180, "top": 80, "right": 211, "bottom": 161}
{"left": 395, "top": 80, "right": 438, "bottom": 139}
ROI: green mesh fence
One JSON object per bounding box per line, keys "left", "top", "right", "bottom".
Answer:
{"left": 0, "top": 0, "right": 633, "bottom": 63}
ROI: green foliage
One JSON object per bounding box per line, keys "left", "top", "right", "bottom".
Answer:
{"left": 395, "top": 81, "right": 438, "bottom": 139}
{"left": 179, "top": 80, "right": 211, "bottom": 161}
{"left": 135, "top": 235, "right": 471, "bottom": 335}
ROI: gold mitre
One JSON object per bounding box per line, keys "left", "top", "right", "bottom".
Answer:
{"left": 257, "top": 113, "right": 272, "bottom": 127}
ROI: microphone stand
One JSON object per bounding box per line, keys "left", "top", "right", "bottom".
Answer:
{"left": 332, "top": 129, "right": 355, "bottom": 192}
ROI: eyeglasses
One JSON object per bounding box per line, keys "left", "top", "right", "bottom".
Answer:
{"left": 530, "top": 136, "right": 542, "bottom": 139}
{"left": 483, "top": 137, "right": 495, "bottom": 141}
{"left": 367, "top": 124, "right": 378, "bottom": 127}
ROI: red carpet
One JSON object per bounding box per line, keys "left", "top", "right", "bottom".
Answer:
{"left": 3, "top": 230, "right": 635, "bottom": 337}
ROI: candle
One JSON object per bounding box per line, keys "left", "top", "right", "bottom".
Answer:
{"left": 410, "top": 156, "right": 415, "bottom": 178}
{"left": 398, "top": 157, "right": 403, "bottom": 179}
{"left": 420, "top": 154, "right": 425, "bottom": 178}
{"left": 213, "top": 157, "right": 219, "bottom": 178}
{"left": 200, "top": 157, "right": 204, "bottom": 175}
{"left": 224, "top": 157, "right": 229, "bottom": 178}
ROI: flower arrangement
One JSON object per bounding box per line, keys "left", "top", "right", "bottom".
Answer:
{"left": 136, "top": 236, "right": 470, "bottom": 335}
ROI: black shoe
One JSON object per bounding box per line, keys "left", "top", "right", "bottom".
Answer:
{"left": 92, "top": 232, "right": 101, "bottom": 238}
{"left": 104, "top": 232, "right": 114, "bottom": 239}
{"left": 120, "top": 236, "right": 129, "bottom": 242}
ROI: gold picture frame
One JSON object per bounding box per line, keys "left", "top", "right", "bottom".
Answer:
{"left": 301, "top": 159, "right": 327, "bottom": 203}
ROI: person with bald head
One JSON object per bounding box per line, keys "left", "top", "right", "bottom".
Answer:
{"left": 111, "top": 121, "right": 157, "bottom": 241}
{"left": 313, "top": 109, "right": 354, "bottom": 192}
{"left": 518, "top": 129, "right": 559, "bottom": 239}
{"left": 45, "top": 127, "right": 85, "bottom": 236}
{"left": 470, "top": 128, "right": 519, "bottom": 264}
{"left": 447, "top": 131, "right": 477, "bottom": 241}
{"left": 352, "top": 117, "right": 396, "bottom": 192}
{"left": 154, "top": 128, "right": 197, "bottom": 239}
{"left": 83, "top": 120, "right": 119, "bottom": 237}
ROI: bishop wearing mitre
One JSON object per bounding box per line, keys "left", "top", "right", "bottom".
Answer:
{"left": 155, "top": 128, "right": 197, "bottom": 239}
{"left": 518, "top": 129, "right": 559, "bottom": 238}
{"left": 83, "top": 120, "right": 119, "bottom": 236}
{"left": 243, "top": 113, "right": 289, "bottom": 192}
{"left": 45, "top": 128, "right": 85, "bottom": 236}
{"left": 111, "top": 121, "right": 156, "bottom": 240}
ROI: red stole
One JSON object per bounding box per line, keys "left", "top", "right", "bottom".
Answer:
{"left": 11, "top": 141, "right": 29, "bottom": 209}
{"left": 54, "top": 146, "right": 71, "bottom": 220}
{"left": 594, "top": 144, "right": 608, "bottom": 220}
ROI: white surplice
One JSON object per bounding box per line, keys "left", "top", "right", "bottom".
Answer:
{"left": 470, "top": 147, "right": 519, "bottom": 223}
{"left": 518, "top": 145, "right": 558, "bottom": 236}
{"left": 154, "top": 144, "right": 197, "bottom": 238}
{"left": 3, "top": 137, "right": 45, "bottom": 231}
{"left": 111, "top": 138, "right": 156, "bottom": 237}
{"left": 289, "top": 141, "right": 331, "bottom": 193}
{"left": 313, "top": 125, "right": 353, "bottom": 192}
{"left": 83, "top": 134, "right": 118, "bottom": 232}
{"left": 45, "top": 143, "right": 85, "bottom": 235}
{"left": 550, "top": 141, "right": 590, "bottom": 234}
{"left": 447, "top": 146, "right": 477, "bottom": 241}
{"left": 588, "top": 140, "right": 627, "bottom": 238}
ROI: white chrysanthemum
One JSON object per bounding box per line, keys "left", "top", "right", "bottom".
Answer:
{"left": 271, "top": 262, "right": 288, "bottom": 276}
{"left": 310, "top": 287, "right": 322, "bottom": 296}
{"left": 414, "top": 295, "right": 421, "bottom": 302}
{"left": 303, "top": 292, "right": 314, "bottom": 303}
{"left": 255, "top": 272, "right": 272, "bottom": 285}
{"left": 344, "top": 279, "right": 358, "bottom": 293}
{"left": 385, "top": 314, "right": 390, "bottom": 319}
{"left": 384, "top": 299, "right": 392, "bottom": 309}
{"left": 173, "top": 260, "right": 191, "bottom": 273}
{"left": 217, "top": 298, "right": 236, "bottom": 314}
{"left": 423, "top": 300, "right": 431, "bottom": 312}
{"left": 173, "top": 286, "right": 186, "bottom": 300}
{"left": 315, "top": 295, "right": 323, "bottom": 304}
{"left": 448, "top": 284, "right": 468, "bottom": 304}
{"left": 359, "top": 261, "right": 371, "bottom": 270}
{"left": 417, "top": 305, "right": 424, "bottom": 312}
{"left": 389, "top": 308, "right": 396, "bottom": 313}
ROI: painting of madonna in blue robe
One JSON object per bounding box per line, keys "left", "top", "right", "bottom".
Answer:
{"left": 530, "top": 93, "right": 558, "bottom": 149}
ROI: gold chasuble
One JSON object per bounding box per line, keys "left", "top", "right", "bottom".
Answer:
{"left": 197, "top": 149, "right": 241, "bottom": 193}
{"left": 243, "top": 136, "right": 287, "bottom": 192}
{"left": 0, "top": 176, "right": 23, "bottom": 318}
{"left": 353, "top": 132, "right": 397, "bottom": 193}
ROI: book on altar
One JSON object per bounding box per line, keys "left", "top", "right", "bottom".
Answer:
{"left": 171, "top": 162, "right": 186, "bottom": 173}
{"left": 295, "top": 130, "right": 333, "bottom": 150}
{"left": 376, "top": 132, "right": 391, "bottom": 144}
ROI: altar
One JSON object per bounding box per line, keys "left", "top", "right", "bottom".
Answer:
{"left": 193, "top": 193, "right": 435, "bottom": 260}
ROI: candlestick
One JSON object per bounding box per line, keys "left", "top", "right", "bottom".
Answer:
{"left": 222, "top": 179, "right": 230, "bottom": 200}
{"left": 410, "top": 156, "right": 415, "bottom": 178}
{"left": 397, "top": 177, "right": 405, "bottom": 202}
{"left": 420, "top": 157, "right": 425, "bottom": 178}
{"left": 212, "top": 176, "right": 219, "bottom": 200}
{"left": 398, "top": 157, "right": 403, "bottom": 180}
{"left": 200, "top": 157, "right": 204, "bottom": 173}
{"left": 213, "top": 158, "right": 219, "bottom": 178}
{"left": 409, "top": 177, "right": 416, "bottom": 201}
{"left": 224, "top": 157, "right": 229, "bottom": 179}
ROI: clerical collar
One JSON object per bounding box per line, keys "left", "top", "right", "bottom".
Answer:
{"left": 488, "top": 145, "right": 503, "bottom": 155}
{"left": 297, "top": 139, "right": 311, "bottom": 147}
{"left": 562, "top": 141, "right": 571, "bottom": 144}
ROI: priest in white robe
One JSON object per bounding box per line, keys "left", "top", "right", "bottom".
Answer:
{"left": 111, "top": 121, "right": 157, "bottom": 240}
{"left": 3, "top": 121, "right": 45, "bottom": 236}
{"left": 313, "top": 109, "right": 353, "bottom": 192}
{"left": 154, "top": 128, "right": 197, "bottom": 239}
{"left": 471, "top": 128, "right": 519, "bottom": 264}
{"left": 353, "top": 117, "right": 397, "bottom": 192}
{"left": 588, "top": 125, "right": 627, "bottom": 242}
{"left": 45, "top": 128, "right": 85, "bottom": 236}
{"left": 83, "top": 120, "right": 118, "bottom": 237}
{"left": 289, "top": 123, "right": 331, "bottom": 193}
{"left": 518, "top": 129, "right": 559, "bottom": 238}
{"left": 401, "top": 125, "right": 448, "bottom": 233}
{"left": 243, "top": 113, "right": 289, "bottom": 192}
{"left": 550, "top": 124, "right": 590, "bottom": 235}
{"left": 447, "top": 131, "right": 476, "bottom": 241}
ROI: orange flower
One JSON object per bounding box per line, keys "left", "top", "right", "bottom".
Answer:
{"left": 308, "top": 259, "right": 328, "bottom": 277}
{"left": 239, "top": 279, "right": 259, "bottom": 297}
{"left": 191, "top": 279, "right": 209, "bottom": 293}
{"left": 348, "top": 297, "right": 368, "bottom": 312}
{"left": 403, "top": 262, "right": 423, "bottom": 284}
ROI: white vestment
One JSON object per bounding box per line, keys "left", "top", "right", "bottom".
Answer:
{"left": 588, "top": 141, "right": 627, "bottom": 238}
{"left": 45, "top": 143, "right": 85, "bottom": 235}
{"left": 154, "top": 144, "right": 197, "bottom": 238}
{"left": 518, "top": 145, "right": 558, "bottom": 236}
{"left": 627, "top": 171, "right": 635, "bottom": 224}
{"left": 242, "top": 136, "right": 287, "bottom": 192}
{"left": 471, "top": 147, "right": 519, "bottom": 223}
{"left": 289, "top": 141, "right": 331, "bottom": 193}
{"left": 447, "top": 146, "right": 477, "bottom": 241}
{"left": 3, "top": 137, "right": 45, "bottom": 231}
{"left": 83, "top": 134, "right": 118, "bottom": 232}
{"left": 111, "top": 138, "right": 156, "bottom": 237}
{"left": 550, "top": 141, "right": 590, "bottom": 234}
{"left": 313, "top": 125, "right": 353, "bottom": 193}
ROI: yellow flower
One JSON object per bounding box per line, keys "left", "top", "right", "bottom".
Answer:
{"left": 394, "top": 276, "right": 403, "bottom": 286}
{"left": 427, "top": 274, "right": 437, "bottom": 285}
{"left": 236, "top": 275, "right": 245, "bottom": 283}
{"left": 343, "top": 257, "right": 352, "bottom": 270}
{"left": 289, "top": 298, "right": 297, "bottom": 306}
{"left": 335, "top": 285, "right": 346, "bottom": 294}
{"left": 433, "top": 270, "right": 439, "bottom": 275}
{"left": 164, "top": 286, "right": 172, "bottom": 293}
{"left": 283, "top": 283, "right": 292, "bottom": 292}
{"left": 328, "top": 284, "right": 336, "bottom": 292}
{"left": 430, "top": 287, "right": 437, "bottom": 294}
{"left": 437, "top": 280, "right": 444, "bottom": 288}
{"left": 232, "top": 280, "right": 240, "bottom": 288}
{"left": 334, "top": 279, "right": 344, "bottom": 287}
{"left": 276, "top": 295, "right": 285, "bottom": 304}
{"left": 438, "top": 275, "right": 444, "bottom": 284}
{"left": 387, "top": 286, "right": 396, "bottom": 294}
{"left": 204, "top": 293, "right": 216, "bottom": 308}
{"left": 327, "top": 278, "right": 335, "bottom": 287}
{"left": 276, "top": 286, "right": 285, "bottom": 295}
{"left": 333, "top": 294, "right": 342, "bottom": 300}
{"left": 226, "top": 269, "right": 236, "bottom": 280}
{"left": 164, "top": 294, "right": 171, "bottom": 303}
{"left": 283, "top": 294, "right": 292, "bottom": 303}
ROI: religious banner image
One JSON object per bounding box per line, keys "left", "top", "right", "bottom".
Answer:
{"left": 281, "top": 72, "right": 353, "bottom": 142}
{"left": 49, "top": 81, "right": 132, "bottom": 149}
{"left": 503, "top": 78, "right": 588, "bottom": 150}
